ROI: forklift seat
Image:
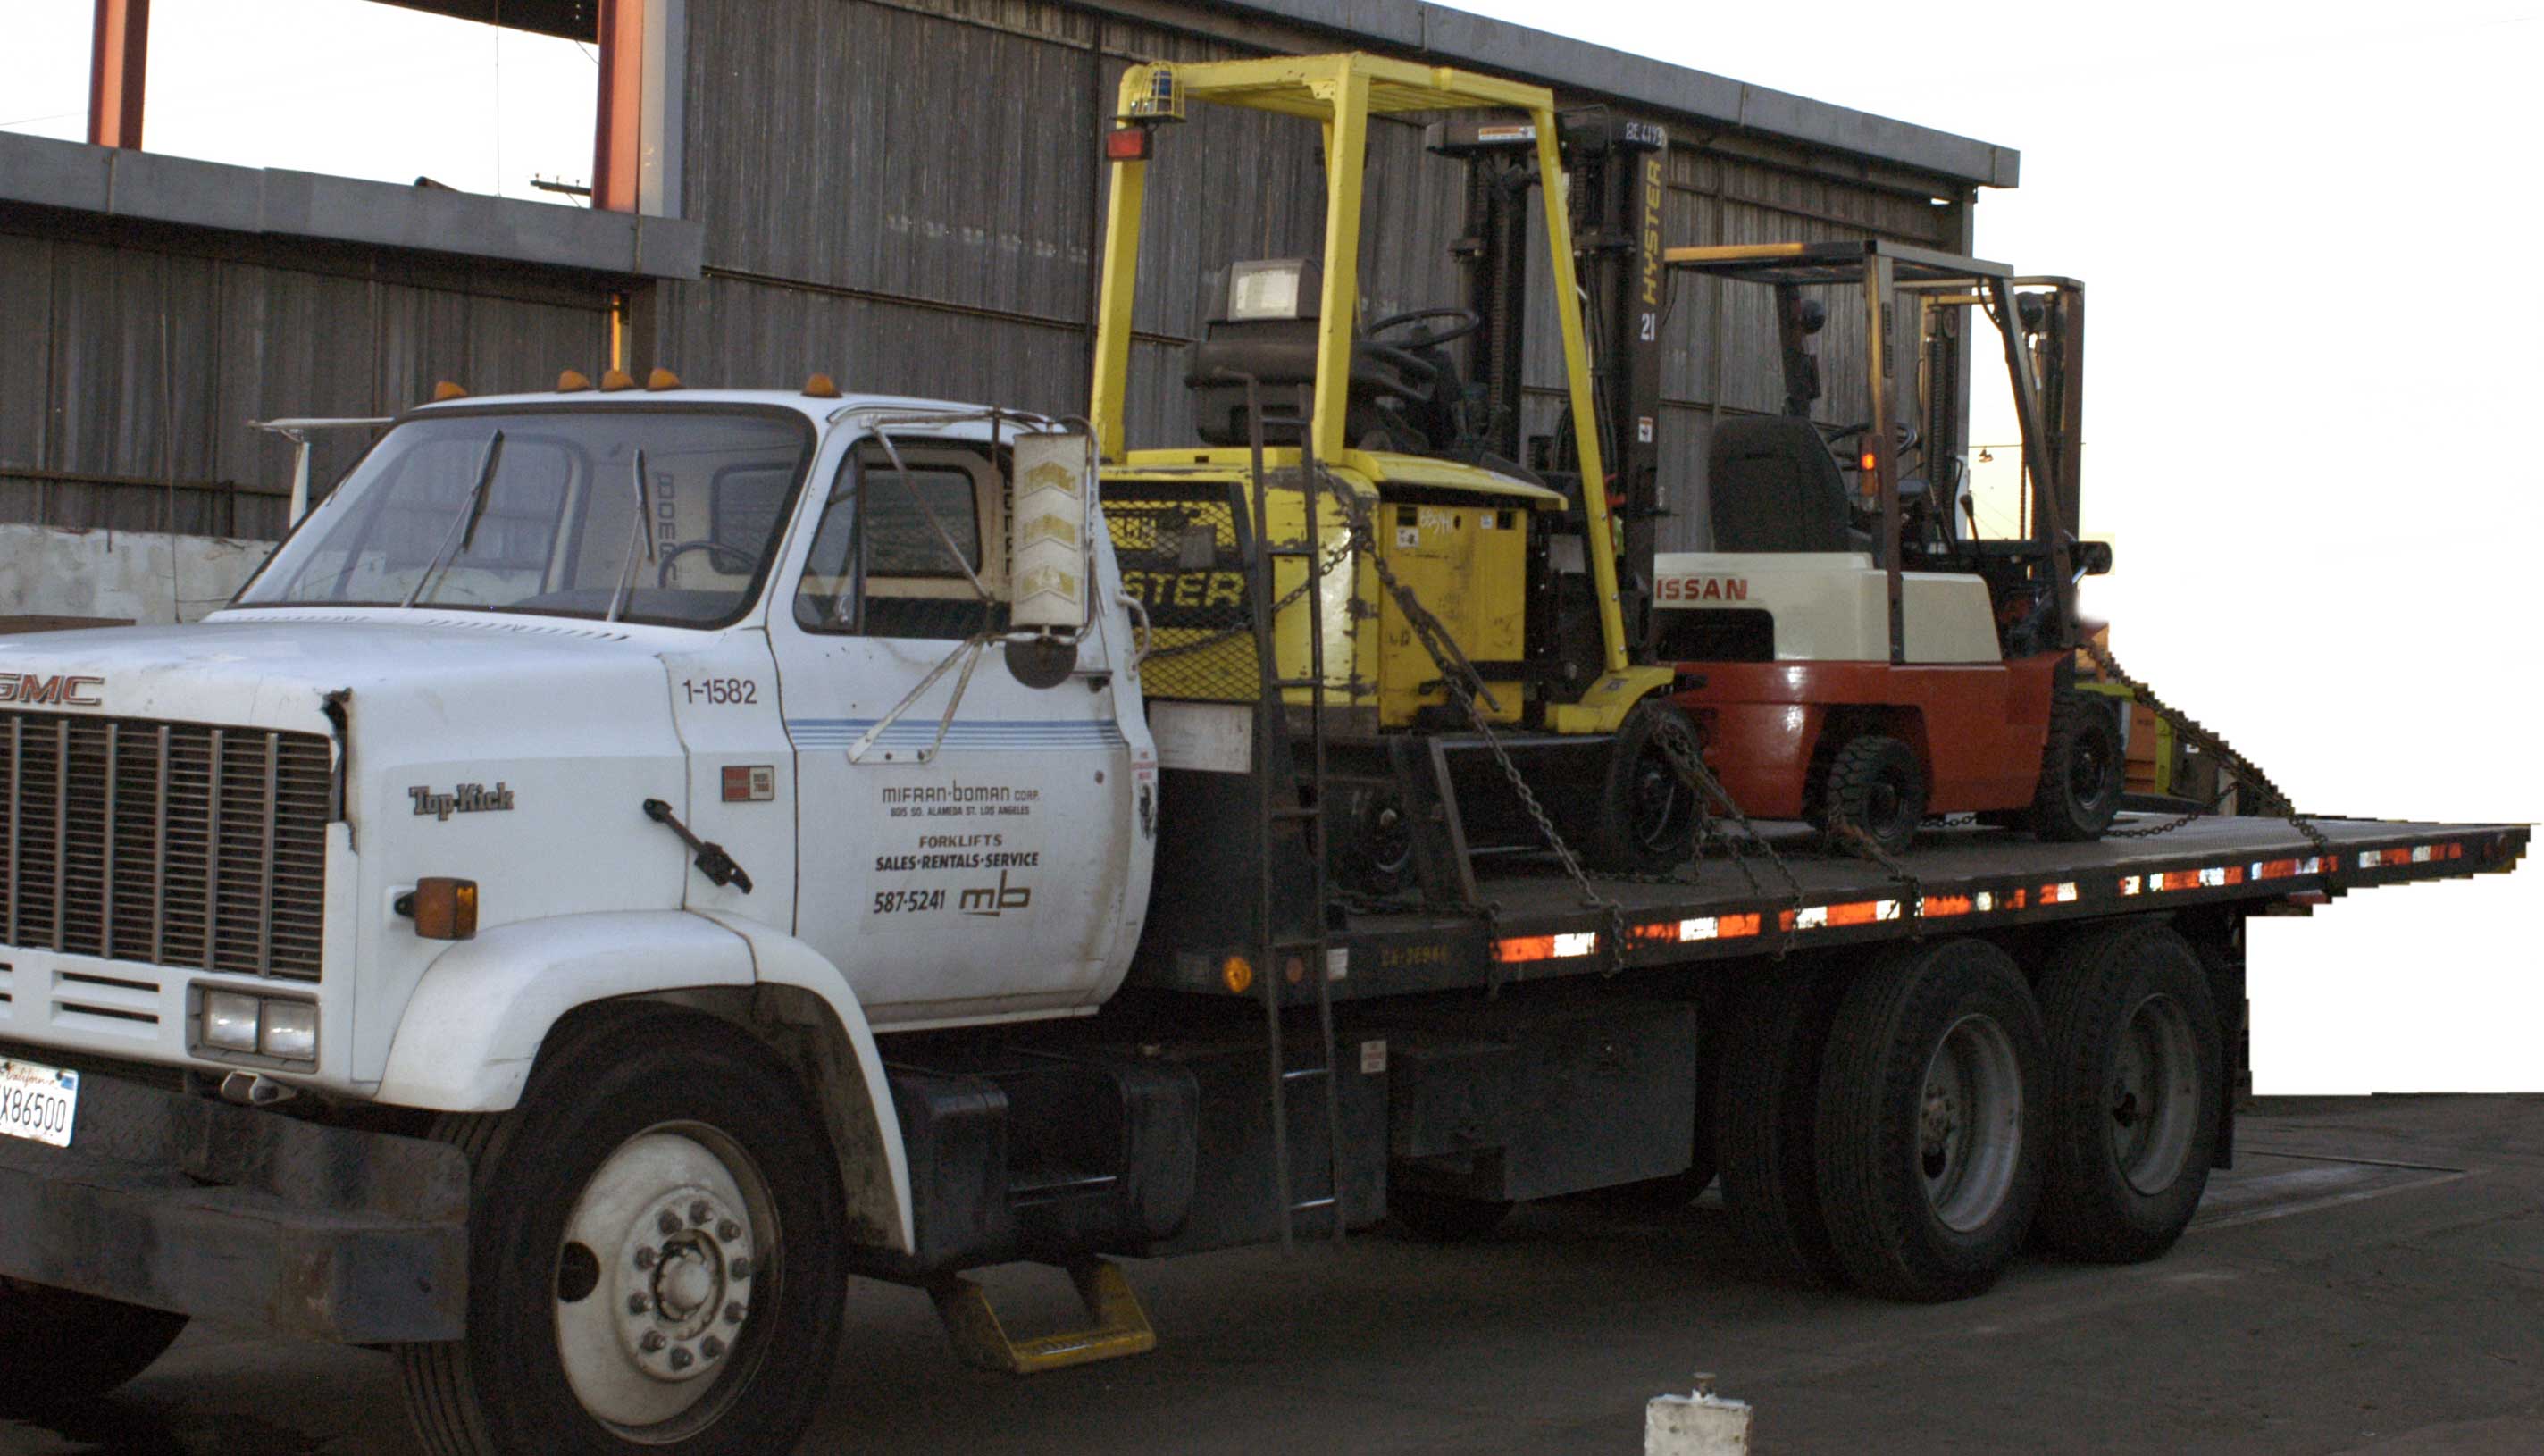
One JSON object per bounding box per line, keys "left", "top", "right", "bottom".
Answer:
{"left": 1708, "top": 415, "right": 1858, "bottom": 554}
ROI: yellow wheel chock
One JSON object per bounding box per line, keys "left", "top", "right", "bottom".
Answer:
{"left": 929, "top": 1259, "right": 1158, "bottom": 1375}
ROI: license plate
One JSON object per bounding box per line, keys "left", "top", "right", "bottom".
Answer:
{"left": 0, "top": 1059, "right": 78, "bottom": 1149}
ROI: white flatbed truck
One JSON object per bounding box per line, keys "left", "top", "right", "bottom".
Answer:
{"left": 0, "top": 382, "right": 2521, "bottom": 1454}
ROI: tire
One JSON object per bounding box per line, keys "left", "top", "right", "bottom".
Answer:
{"left": 2025, "top": 692, "right": 2124, "bottom": 842}
{"left": 398, "top": 1006, "right": 846, "bottom": 1456}
{"left": 1712, "top": 967, "right": 1853, "bottom": 1288}
{"left": 2031, "top": 922, "right": 2223, "bottom": 1263}
{"left": 1820, "top": 735, "right": 1925, "bottom": 857}
{"left": 1587, "top": 700, "right": 1698, "bottom": 873}
{"left": 1815, "top": 940, "right": 2048, "bottom": 1301}
{"left": 1334, "top": 787, "right": 1414, "bottom": 896}
{"left": 1386, "top": 1188, "right": 1514, "bottom": 1242}
{"left": 0, "top": 1281, "right": 186, "bottom": 1414}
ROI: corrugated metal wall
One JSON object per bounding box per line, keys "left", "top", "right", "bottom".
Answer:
{"left": 2, "top": 0, "right": 1971, "bottom": 552}
{"left": 659, "top": 0, "right": 1964, "bottom": 552}
{"left": 0, "top": 222, "right": 609, "bottom": 540}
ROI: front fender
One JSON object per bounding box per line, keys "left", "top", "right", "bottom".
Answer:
{"left": 693, "top": 911, "right": 916, "bottom": 1254}
{"left": 373, "top": 911, "right": 755, "bottom": 1111}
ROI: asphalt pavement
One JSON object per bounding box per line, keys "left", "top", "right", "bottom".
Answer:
{"left": 4, "top": 1094, "right": 2538, "bottom": 1455}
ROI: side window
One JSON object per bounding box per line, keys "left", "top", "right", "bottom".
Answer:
{"left": 791, "top": 446, "right": 1007, "bottom": 640}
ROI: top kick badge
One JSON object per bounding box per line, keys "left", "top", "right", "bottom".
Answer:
{"left": 410, "top": 782, "right": 515, "bottom": 821}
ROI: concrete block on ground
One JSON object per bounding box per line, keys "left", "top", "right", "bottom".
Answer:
{"left": 1647, "top": 1377, "right": 1752, "bottom": 1455}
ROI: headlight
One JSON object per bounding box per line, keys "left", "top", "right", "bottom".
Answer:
{"left": 260, "top": 1000, "right": 319, "bottom": 1061}
{"left": 193, "top": 986, "right": 318, "bottom": 1067}
{"left": 203, "top": 991, "right": 263, "bottom": 1053}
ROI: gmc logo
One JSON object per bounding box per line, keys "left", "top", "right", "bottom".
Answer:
{"left": 0, "top": 674, "right": 105, "bottom": 707}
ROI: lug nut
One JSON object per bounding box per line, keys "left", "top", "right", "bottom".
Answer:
{"left": 657, "top": 1209, "right": 682, "bottom": 1236}
{"left": 668, "top": 1346, "right": 694, "bottom": 1371}
{"left": 633, "top": 1247, "right": 657, "bottom": 1270}
{"left": 700, "top": 1335, "right": 725, "bottom": 1361}
{"left": 627, "top": 1293, "right": 650, "bottom": 1315}
{"left": 639, "top": 1331, "right": 666, "bottom": 1353}
{"left": 716, "top": 1219, "right": 741, "bottom": 1243}
{"left": 724, "top": 1301, "right": 746, "bottom": 1326}
{"left": 727, "top": 1258, "right": 752, "bottom": 1282}
{"left": 690, "top": 1200, "right": 712, "bottom": 1226}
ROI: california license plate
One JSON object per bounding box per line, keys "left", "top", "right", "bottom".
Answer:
{"left": 0, "top": 1059, "right": 78, "bottom": 1148}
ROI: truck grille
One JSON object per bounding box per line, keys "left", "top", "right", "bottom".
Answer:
{"left": 0, "top": 711, "right": 331, "bottom": 981}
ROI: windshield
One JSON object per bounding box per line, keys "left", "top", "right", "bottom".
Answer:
{"left": 233, "top": 407, "right": 814, "bottom": 628}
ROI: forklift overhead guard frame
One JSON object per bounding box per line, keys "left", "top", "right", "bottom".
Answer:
{"left": 1088, "top": 53, "right": 1634, "bottom": 680}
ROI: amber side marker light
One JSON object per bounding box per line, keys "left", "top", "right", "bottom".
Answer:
{"left": 396, "top": 877, "right": 480, "bottom": 940}
{"left": 646, "top": 366, "right": 683, "bottom": 390}
{"left": 557, "top": 368, "right": 595, "bottom": 392}
{"left": 1219, "top": 954, "right": 1254, "bottom": 995}
{"left": 431, "top": 380, "right": 470, "bottom": 402}
{"left": 801, "top": 372, "right": 842, "bottom": 398}
{"left": 599, "top": 368, "right": 639, "bottom": 392}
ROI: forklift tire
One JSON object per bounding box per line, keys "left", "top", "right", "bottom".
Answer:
{"left": 0, "top": 1281, "right": 187, "bottom": 1414}
{"left": 1814, "top": 940, "right": 2048, "bottom": 1302}
{"left": 1587, "top": 700, "right": 1699, "bottom": 873}
{"left": 1386, "top": 1189, "right": 1514, "bottom": 1242}
{"left": 2025, "top": 692, "right": 2125, "bottom": 842}
{"left": 398, "top": 1005, "right": 845, "bottom": 1456}
{"left": 2030, "top": 923, "right": 2222, "bottom": 1263}
{"left": 1712, "top": 967, "right": 1853, "bottom": 1288}
{"left": 1334, "top": 787, "right": 1415, "bottom": 897}
{"left": 1821, "top": 735, "right": 1925, "bottom": 857}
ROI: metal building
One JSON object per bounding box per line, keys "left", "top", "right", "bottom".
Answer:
{"left": 0, "top": 0, "right": 2015, "bottom": 558}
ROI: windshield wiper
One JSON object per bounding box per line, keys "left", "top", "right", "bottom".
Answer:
{"left": 402, "top": 431, "right": 507, "bottom": 609}
{"left": 606, "top": 448, "right": 656, "bottom": 623}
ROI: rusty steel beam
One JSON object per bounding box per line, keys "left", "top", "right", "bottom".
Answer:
{"left": 590, "top": 0, "right": 645, "bottom": 212}
{"left": 86, "top": 0, "right": 150, "bottom": 149}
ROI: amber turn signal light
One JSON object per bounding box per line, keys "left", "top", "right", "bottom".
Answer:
{"left": 397, "top": 877, "right": 480, "bottom": 940}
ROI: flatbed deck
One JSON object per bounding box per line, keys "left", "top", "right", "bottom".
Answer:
{"left": 1144, "top": 814, "right": 2530, "bottom": 1001}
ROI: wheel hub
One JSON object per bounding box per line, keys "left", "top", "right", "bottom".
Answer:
{"left": 615, "top": 1186, "right": 753, "bottom": 1377}
{"left": 555, "top": 1126, "right": 774, "bottom": 1433}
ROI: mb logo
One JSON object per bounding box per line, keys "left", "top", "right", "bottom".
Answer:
{"left": 958, "top": 870, "right": 1032, "bottom": 917}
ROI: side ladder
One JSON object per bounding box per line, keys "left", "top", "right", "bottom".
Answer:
{"left": 1242, "top": 381, "right": 1344, "bottom": 1249}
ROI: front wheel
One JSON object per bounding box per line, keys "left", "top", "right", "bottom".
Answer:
{"left": 1586, "top": 700, "right": 1699, "bottom": 873}
{"left": 0, "top": 1282, "right": 186, "bottom": 1414}
{"left": 399, "top": 1007, "right": 846, "bottom": 1456}
{"left": 2025, "top": 692, "right": 2125, "bottom": 841}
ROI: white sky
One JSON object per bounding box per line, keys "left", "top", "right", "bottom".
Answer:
{"left": 3, "top": 0, "right": 2539, "bottom": 1089}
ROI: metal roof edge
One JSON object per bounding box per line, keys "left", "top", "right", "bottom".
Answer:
{"left": 1125, "top": 0, "right": 2019, "bottom": 188}
{"left": 0, "top": 131, "right": 706, "bottom": 280}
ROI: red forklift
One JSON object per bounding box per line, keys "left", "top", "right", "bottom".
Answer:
{"left": 1651, "top": 241, "right": 2122, "bottom": 853}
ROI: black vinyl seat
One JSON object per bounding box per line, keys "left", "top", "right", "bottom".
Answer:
{"left": 1707, "top": 415, "right": 1860, "bottom": 554}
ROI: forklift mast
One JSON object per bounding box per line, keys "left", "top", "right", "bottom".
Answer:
{"left": 1427, "top": 111, "right": 1671, "bottom": 643}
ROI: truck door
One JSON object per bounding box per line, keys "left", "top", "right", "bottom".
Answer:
{"left": 768, "top": 432, "right": 1144, "bottom": 1026}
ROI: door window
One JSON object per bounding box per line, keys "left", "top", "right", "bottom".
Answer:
{"left": 792, "top": 446, "right": 1007, "bottom": 640}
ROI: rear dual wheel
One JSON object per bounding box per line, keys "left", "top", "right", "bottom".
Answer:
{"left": 2031, "top": 923, "right": 2223, "bottom": 1262}
{"left": 1813, "top": 940, "right": 2049, "bottom": 1301}
{"left": 1716, "top": 941, "right": 2046, "bottom": 1301}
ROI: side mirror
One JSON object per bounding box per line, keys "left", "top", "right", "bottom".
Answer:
{"left": 2073, "top": 540, "right": 2114, "bottom": 578}
{"left": 1006, "top": 430, "right": 1093, "bottom": 690}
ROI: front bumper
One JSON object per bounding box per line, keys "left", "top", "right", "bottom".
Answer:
{"left": 0, "top": 1059, "right": 468, "bottom": 1343}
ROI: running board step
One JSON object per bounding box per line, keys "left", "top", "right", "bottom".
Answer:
{"left": 931, "top": 1259, "right": 1158, "bottom": 1375}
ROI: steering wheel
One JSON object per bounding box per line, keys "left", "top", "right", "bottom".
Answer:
{"left": 1350, "top": 309, "right": 1484, "bottom": 407}
{"left": 1366, "top": 306, "right": 1485, "bottom": 351}
{"left": 657, "top": 540, "right": 752, "bottom": 588}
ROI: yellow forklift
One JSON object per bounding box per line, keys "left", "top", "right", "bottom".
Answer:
{"left": 1089, "top": 54, "right": 1693, "bottom": 906}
